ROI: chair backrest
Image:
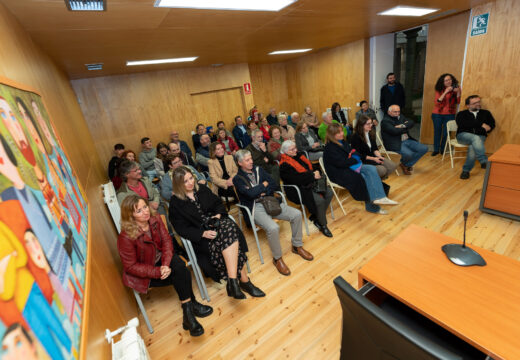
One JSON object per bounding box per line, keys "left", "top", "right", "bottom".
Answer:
{"left": 376, "top": 130, "right": 385, "bottom": 149}
{"left": 333, "top": 276, "right": 476, "bottom": 360}
{"left": 103, "top": 182, "right": 121, "bottom": 233}
{"left": 446, "top": 120, "right": 457, "bottom": 132}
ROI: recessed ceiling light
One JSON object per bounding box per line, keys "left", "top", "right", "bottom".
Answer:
{"left": 65, "top": 0, "right": 106, "bottom": 11}
{"left": 269, "top": 49, "right": 312, "bottom": 55}
{"left": 85, "top": 63, "right": 103, "bottom": 70}
{"left": 126, "top": 57, "right": 198, "bottom": 66}
{"left": 154, "top": 0, "right": 297, "bottom": 12}
{"left": 378, "top": 6, "right": 438, "bottom": 17}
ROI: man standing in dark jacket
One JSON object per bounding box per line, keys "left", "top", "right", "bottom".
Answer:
{"left": 381, "top": 105, "right": 428, "bottom": 175}
{"left": 380, "top": 73, "right": 405, "bottom": 114}
{"left": 456, "top": 95, "right": 496, "bottom": 179}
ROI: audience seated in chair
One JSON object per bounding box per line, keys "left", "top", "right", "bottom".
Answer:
{"left": 233, "top": 149, "right": 314, "bottom": 276}
{"left": 278, "top": 114, "right": 296, "bottom": 141}
{"left": 331, "top": 102, "right": 348, "bottom": 127}
{"left": 266, "top": 108, "right": 278, "bottom": 126}
{"left": 169, "top": 130, "right": 193, "bottom": 160}
{"left": 323, "top": 123, "right": 398, "bottom": 215}
{"left": 195, "top": 134, "right": 211, "bottom": 172}
{"left": 355, "top": 100, "right": 377, "bottom": 123}
{"left": 117, "top": 160, "right": 166, "bottom": 216}
{"left": 169, "top": 167, "right": 265, "bottom": 299}
{"left": 139, "top": 137, "right": 157, "bottom": 181}
{"left": 381, "top": 105, "right": 428, "bottom": 175}
{"left": 302, "top": 106, "right": 320, "bottom": 135}
{"left": 318, "top": 111, "right": 348, "bottom": 143}
{"left": 259, "top": 116, "right": 271, "bottom": 142}
{"left": 117, "top": 195, "right": 213, "bottom": 337}
{"left": 455, "top": 95, "right": 496, "bottom": 180}
{"left": 216, "top": 128, "right": 239, "bottom": 155}
{"left": 168, "top": 141, "right": 196, "bottom": 167}
{"left": 160, "top": 154, "right": 206, "bottom": 201}
{"left": 216, "top": 120, "right": 235, "bottom": 140}
{"left": 246, "top": 129, "right": 281, "bottom": 186}
{"left": 295, "top": 122, "right": 324, "bottom": 161}
{"left": 108, "top": 143, "right": 125, "bottom": 189}
{"left": 267, "top": 125, "right": 283, "bottom": 161}
{"left": 208, "top": 142, "right": 238, "bottom": 203}
{"left": 192, "top": 124, "right": 206, "bottom": 151}
{"left": 232, "top": 115, "right": 251, "bottom": 149}
{"left": 279, "top": 140, "right": 333, "bottom": 237}
{"left": 351, "top": 115, "right": 397, "bottom": 179}
{"left": 154, "top": 142, "right": 169, "bottom": 178}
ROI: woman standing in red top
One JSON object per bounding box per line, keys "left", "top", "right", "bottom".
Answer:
{"left": 431, "top": 73, "right": 461, "bottom": 156}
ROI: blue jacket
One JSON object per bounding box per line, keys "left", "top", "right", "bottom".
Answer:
{"left": 178, "top": 140, "right": 192, "bottom": 159}
{"left": 232, "top": 125, "right": 251, "bottom": 148}
{"left": 233, "top": 166, "right": 278, "bottom": 212}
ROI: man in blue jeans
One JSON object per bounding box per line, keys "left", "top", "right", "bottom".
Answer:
{"left": 381, "top": 105, "right": 428, "bottom": 175}
{"left": 455, "top": 95, "right": 495, "bottom": 179}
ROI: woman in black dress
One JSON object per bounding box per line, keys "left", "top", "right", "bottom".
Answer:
{"left": 169, "top": 167, "right": 265, "bottom": 299}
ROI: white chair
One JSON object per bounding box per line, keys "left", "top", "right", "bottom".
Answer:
{"left": 281, "top": 184, "right": 335, "bottom": 236}
{"left": 102, "top": 182, "right": 154, "bottom": 334}
{"left": 442, "top": 120, "right": 468, "bottom": 168}
{"left": 180, "top": 237, "right": 210, "bottom": 302}
{"left": 376, "top": 130, "right": 400, "bottom": 176}
{"left": 318, "top": 157, "right": 348, "bottom": 216}
{"left": 235, "top": 191, "right": 288, "bottom": 264}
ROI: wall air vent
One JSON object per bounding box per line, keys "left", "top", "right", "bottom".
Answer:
{"left": 65, "top": 0, "right": 106, "bottom": 11}
{"left": 85, "top": 63, "right": 104, "bottom": 71}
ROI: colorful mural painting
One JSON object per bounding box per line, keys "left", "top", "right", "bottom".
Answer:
{"left": 0, "top": 78, "right": 88, "bottom": 360}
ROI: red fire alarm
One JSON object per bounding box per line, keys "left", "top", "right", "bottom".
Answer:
{"left": 243, "top": 82, "right": 252, "bottom": 95}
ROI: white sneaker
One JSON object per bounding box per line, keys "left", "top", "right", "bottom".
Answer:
{"left": 377, "top": 209, "right": 389, "bottom": 215}
{"left": 374, "top": 197, "right": 399, "bottom": 205}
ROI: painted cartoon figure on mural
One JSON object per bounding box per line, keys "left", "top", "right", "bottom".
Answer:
{"left": 0, "top": 79, "right": 88, "bottom": 360}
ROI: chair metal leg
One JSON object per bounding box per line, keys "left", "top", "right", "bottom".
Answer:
{"left": 246, "top": 260, "right": 251, "bottom": 273}
{"left": 301, "top": 203, "right": 310, "bottom": 236}
{"left": 237, "top": 204, "right": 264, "bottom": 264}
{"left": 133, "top": 290, "right": 153, "bottom": 334}
{"left": 182, "top": 238, "right": 210, "bottom": 301}
{"left": 331, "top": 186, "right": 347, "bottom": 215}
{"left": 330, "top": 202, "right": 335, "bottom": 220}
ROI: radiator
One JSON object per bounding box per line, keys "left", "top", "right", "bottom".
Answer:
{"left": 106, "top": 318, "right": 151, "bottom": 360}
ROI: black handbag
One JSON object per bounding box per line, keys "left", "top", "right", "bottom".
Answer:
{"left": 312, "top": 177, "right": 328, "bottom": 195}
{"left": 237, "top": 169, "right": 282, "bottom": 217}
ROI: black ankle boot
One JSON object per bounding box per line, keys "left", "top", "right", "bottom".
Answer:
{"left": 191, "top": 299, "right": 213, "bottom": 318}
{"left": 226, "top": 278, "right": 246, "bottom": 299}
{"left": 240, "top": 279, "right": 266, "bottom": 297}
{"left": 182, "top": 302, "right": 204, "bottom": 336}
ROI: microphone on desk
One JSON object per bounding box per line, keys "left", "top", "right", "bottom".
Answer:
{"left": 441, "top": 210, "right": 486, "bottom": 267}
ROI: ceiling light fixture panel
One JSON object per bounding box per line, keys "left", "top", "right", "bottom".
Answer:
{"left": 126, "top": 57, "right": 198, "bottom": 66}
{"left": 269, "top": 49, "right": 312, "bottom": 55}
{"left": 154, "top": 0, "right": 297, "bottom": 12}
{"left": 378, "top": 6, "right": 438, "bottom": 17}
{"left": 65, "top": 0, "right": 106, "bottom": 11}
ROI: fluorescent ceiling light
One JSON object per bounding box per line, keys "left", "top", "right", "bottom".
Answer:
{"left": 126, "top": 57, "right": 198, "bottom": 66}
{"left": 154, "top": 0, "right": 297, "bottom": 12}
{"left": 65, "top": 0, "right": 106, "bottom": 11}
{"left": 269, "top": 49, "right": 312, "bottom": 55}
{"left": 378, "top": 6, "right": 438, "bottom": 17}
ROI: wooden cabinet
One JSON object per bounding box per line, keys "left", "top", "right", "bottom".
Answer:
{"left": 480, "top": 144, "right": 520, "bottom": 220}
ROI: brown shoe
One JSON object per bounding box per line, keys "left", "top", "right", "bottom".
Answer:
{"left": 273, "top": 257, "right": 291, "bottom": 276}
{"left": 399, "top": 163, "right": 412, "bottom": 175}
{"left": 292, "top": 246, "right": 314, "bottom": 261}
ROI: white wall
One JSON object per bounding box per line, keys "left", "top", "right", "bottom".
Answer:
{"left": 369, "top": 33, "right": 395, "bottom": 122}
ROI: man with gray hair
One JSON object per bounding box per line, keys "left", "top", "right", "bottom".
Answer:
{"left": 245, "top": 129, "right": 280, "bottom": 185}
{"left": 233, "top": 150, "right": 313, "bottom": 276}
{"left": 195, "top": 134, "right": 211, "bottom": 172}
{"left": 318, "top": 111, "right": 348, "bottom": 142}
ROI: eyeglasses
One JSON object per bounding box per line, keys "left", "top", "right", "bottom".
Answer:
{"left": 129, "top": 168, "right": 140, "bottom": 173}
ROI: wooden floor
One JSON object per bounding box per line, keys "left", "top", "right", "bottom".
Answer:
{"left": 139, "top": 153, "right": 520, "bottom": 359}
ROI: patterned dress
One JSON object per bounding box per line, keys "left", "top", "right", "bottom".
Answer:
{"left": 189, "top": 196, "right": 247, "bottom": 280}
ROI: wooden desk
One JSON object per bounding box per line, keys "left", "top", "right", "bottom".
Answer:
{"left": 480, "top": 144, "right": 520, "bottom": 221}
{"left": 358, "top": 225, "right": 520, "bottom": 360}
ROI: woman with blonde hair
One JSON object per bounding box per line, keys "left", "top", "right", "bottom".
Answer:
{"left": 117, "top": 195, "right": 213, "bottom": 336}
{"left": 323, "top": 123, "right": 397, "bottom": 215}
{"left": 208, "top": 142, "right": 238, "bottom": 208}
{"left": 169, "top": 167, "right": 265, "bottom": 299}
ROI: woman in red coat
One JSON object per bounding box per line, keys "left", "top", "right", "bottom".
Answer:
{"left": 216, "top": 128, "right": 239, "bottom": 155}
{"left": 117, "top": 195, "right": 213, "bottom": 336}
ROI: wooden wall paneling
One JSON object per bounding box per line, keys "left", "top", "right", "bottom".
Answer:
{"left": 215, "top": 87, "right": 247, "bottom": 130}
{"left": 420, "top": 11, "right": 469, "bottom": 144}
{"left": 0, "top": 4, "right": 136, "bottom": 359}
{"left": 248, "top": 62, "right": 290, "bottom": 115}
{"left": 462, "top": 0, "right": 520, "bottom": 152}
{"left": 72, "top": 63, "right": 254, "bottom": 162}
